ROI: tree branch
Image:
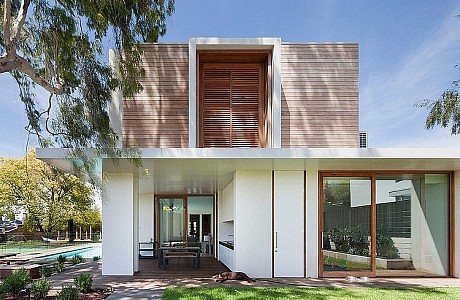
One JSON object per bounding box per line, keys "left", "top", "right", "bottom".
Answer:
{"left": 11, "top": 0, "right": 31, "bottom": 45}
{"left": 0, "top": 54, "right": 63, "bottom": 94}
{"left": 2, "top": 0, "right": 11, "bottom": 50}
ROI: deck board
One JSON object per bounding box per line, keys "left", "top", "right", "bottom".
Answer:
{"left": 136, "top": 256, "right": 228, "bottom": 279}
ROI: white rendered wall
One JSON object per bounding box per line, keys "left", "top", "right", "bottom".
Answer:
{"left": 306, "top": 170, "right": 319, "bottom": 278}
{"left": 234, "top": 171, "right": 272, "bottom": 278}
{"left": 108, "top": 50, "right": 123, "bottom": 147}
{"left": 139, "top": 194, "right": 154, "bottom": 242}
{"left": 102, "top": 173, "right": 134, "bottom": 275}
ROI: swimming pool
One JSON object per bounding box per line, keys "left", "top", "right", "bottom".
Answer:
{"left": 44, "top": 245, "right": 102, "bottom": 259}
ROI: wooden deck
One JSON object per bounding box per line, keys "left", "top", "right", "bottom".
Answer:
{"left": 135, "top": 256, "right": 228, "bottom": 279}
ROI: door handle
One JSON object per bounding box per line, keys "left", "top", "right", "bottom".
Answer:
{"left": 275, "top": 232, "right": 278, "bottom": 249}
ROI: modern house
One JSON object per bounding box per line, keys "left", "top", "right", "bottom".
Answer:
{"left": 37, "top": 38, "right": 460, "bottom": 279}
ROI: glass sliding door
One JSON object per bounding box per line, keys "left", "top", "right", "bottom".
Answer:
{"left": 320, "top": 172, "right": 451, "bottom": 277}
{"left": 375, "top": 174, "right": 449, "bottom": 276}
{"left": 321, "top": 176, "right": 372, "bottom": 275}
{"left": 158, "top": 198, "right": 186, "bottom": 246}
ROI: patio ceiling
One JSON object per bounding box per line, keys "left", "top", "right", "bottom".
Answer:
{"left": 37, "top": 147, "right": 460, "bottom": 195}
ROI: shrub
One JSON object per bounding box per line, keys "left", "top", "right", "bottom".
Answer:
{"left": 71, "top": 254, "right": 83, "bottom": 265}
{"left": 40, "top": 265, "right": 54, "bottom": 277}
{"left": 328, "top": 226, "right": 369, "bottom": 256}
{"left": 57, "top": 255, "right": 67, "bottom": 264}
{"left": 2, "top": 268, "right": 31, "bottom": 295}
{"left": 92, "top": 255, "right": 100, "bottom": 261}
{"left": 31, "top": 277, "right": 52, "bottom": 299}
{"left": 74, "top": 273, "right": 93, "bottom": 293}
{"left": 56, "top": 285, "right": 79, "bottom": 300}
{"left": 55, "top": 261, "right": 65, "bottom": 273}
{"left": 376, "top": 226, "right": 400, "bottom": 259}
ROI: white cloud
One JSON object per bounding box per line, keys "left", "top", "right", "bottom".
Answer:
{"left": 361, "top": 7, "right": 460, "bottom": 147}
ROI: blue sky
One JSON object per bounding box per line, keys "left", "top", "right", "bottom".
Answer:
{"left": 1, "top": 0, "right": 460, "bottom": 157}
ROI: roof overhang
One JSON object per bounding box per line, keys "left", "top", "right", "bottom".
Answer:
{"left": 36, "top": 147, "right": 460, "bottom": 195}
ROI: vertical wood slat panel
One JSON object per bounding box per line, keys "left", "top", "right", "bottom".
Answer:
{"left": 281, "top": 43, "right": 359, "bottom": 148}
{"left": 122, "top": 44, "right": 189, "bottom": 148}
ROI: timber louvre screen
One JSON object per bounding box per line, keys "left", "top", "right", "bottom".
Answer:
{"left": 199, "top": 63, "right": 265, "bottom": 148}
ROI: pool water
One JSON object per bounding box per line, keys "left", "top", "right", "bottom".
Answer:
{"left": 44, "top": 245, "right": 102, "bottom": 259}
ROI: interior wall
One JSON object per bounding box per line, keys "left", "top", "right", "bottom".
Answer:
{"left": 234, "top": 170, "right": 272, "bottom": 278}
{"left": 102, "top": 173, "right": 134, "bottom": 275}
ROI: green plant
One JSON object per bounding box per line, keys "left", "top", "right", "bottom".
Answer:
{"left": 71, "top": 254, "right": 84, "bottom": 265}
{"left": 56, "top": 285, "right": 79, "bottom": 300}
{"left": 31, "top": 277, "right": 52, "bottom": 299}
{"left": 328, "top": 226, "right": 369, "bottom": 256}
{"left": 55, "top": 261, "right": 65, "bottom": 273}
{"left": 2, "top": 268, "right": 31, "bottom": 295}
{"left": 40, "top": 265, "right": 54, "bottom": 277}
{"left": 92, "top": 255, "right": 100, "bottom": 261}
{"left": 376, "top": 226, "right": 400, "bottom": 259}
{"left": 74, "top": 273, "right": 93, "bottom": 293}
{"left": 57, "top": 255, "right": 67, "bottom": 264}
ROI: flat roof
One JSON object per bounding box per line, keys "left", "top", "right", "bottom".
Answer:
{"left": 37, "top": 148, "right": 460, "bottom": 194}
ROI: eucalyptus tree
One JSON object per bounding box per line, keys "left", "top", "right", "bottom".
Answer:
{"left": 0, "top": 0, "right": 175, "bottom": 179}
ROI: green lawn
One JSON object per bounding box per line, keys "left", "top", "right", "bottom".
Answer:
{"left": 163, "top": 287, "right": 460, "bottom": 300}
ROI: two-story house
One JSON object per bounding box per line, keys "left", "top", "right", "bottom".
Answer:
{"left": 37, "top": 38, "right": 460, "bottom": 279}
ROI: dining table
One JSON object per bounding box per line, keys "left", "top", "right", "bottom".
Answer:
{"left": 157, "top": 246, "right": 201, "bottom": 269}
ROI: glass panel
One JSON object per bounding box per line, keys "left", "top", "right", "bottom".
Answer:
{"left": 322, "top": 177, "right": 371, "bottom": 272}
{"left": 375, "top": 174, "right": 449, "bottom": 276}
{"left": 159, "top": 198, "right": 184, "bottom": 246}
{"left": 187, "top": 196, "right": 214, "bottom": 242}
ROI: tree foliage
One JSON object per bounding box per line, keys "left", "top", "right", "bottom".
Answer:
{"left": 417, "top": 14, "right": 459, "bottom": 135}
{"left": 0, "top": 0, "right": 174, "bottom": 177}
{"left": 0, "top": 150, "right": 99, "bottom": 233}
{"left": 417, "top": 80, "right": 460, "bottom": 135}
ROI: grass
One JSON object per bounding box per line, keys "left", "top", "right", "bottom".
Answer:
{"left": 324, "top": 256, "right": 371, "bottom": 271}
{"left": 0, "top": 240, "right": 69, "bottom": 254}
{"left": 163, "top": 287, "right": 460, "bottom": 300}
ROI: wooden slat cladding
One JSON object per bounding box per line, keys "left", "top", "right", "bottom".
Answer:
{"left": 199, "top": 61, "right": 266, "bottom": 148}
{"left": 281, "top": 43, "right": 359, "bottom": 148}
{"left": 122, "top": 44, "right": 189, "bottom": 148}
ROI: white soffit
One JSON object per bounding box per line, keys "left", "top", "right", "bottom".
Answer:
{"left": 37, "top": 147, "right": 460, "bottom": 195}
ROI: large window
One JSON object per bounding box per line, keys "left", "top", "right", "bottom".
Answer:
{"left": 320, "top": 172, "right": 451, "bottom": 277}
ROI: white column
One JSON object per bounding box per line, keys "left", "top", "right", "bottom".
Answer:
{"left": 133, "top": 176, "right": 139, "bottom": 272}
{"left": 234, "top": 171, "right": 272, "bottom": 278}
{"left": 455, "top": 171, "right": 460, "bottom": 277}
{"left": 102, "top": 173, "right": 134, "bottom": 275}
{"left": 306, "top": 170, "right": 319, "bottom": 278}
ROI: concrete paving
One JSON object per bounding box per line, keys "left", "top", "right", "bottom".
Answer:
{"left": 46, "top": 261, "right": 460, "bottom": 299}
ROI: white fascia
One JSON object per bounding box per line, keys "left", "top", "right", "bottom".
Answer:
{"left": 188, "top": 37, "right": 282, "bottom": 148}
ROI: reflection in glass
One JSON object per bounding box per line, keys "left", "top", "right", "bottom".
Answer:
{"left": 376, "top": 174, "right": 449, "bottom": 276}
{"left": 322, "top": 177, "right": 371, "bottom": 272}
{"left": 159, "top": 198, "right": 184, "bottom": 246}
